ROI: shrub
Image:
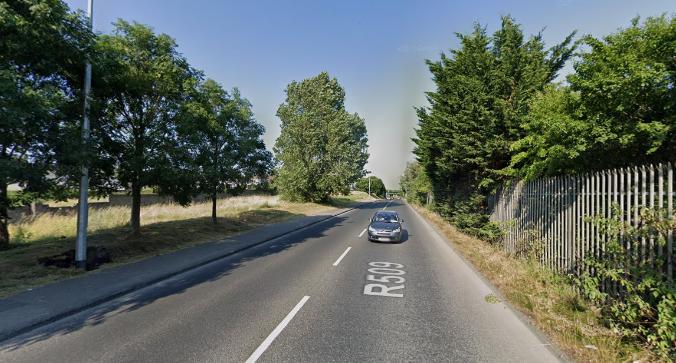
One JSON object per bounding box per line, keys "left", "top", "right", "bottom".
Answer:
{"left": 577, "top": 206, "right": 676, "bottom": 359}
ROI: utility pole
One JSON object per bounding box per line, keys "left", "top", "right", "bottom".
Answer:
{"left": 368, "top": 175, "right": 371, "bottom": 197}
{"left": 75, "top": 0, "right": 93, "bottom": 269}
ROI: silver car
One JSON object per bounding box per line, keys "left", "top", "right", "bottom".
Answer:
{"left": 367, "top": 211, "right": 403, "bottom": 242}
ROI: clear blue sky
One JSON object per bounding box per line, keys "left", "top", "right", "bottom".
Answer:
{"left": 67, "top": 0, "right": 676, "bottom": 188}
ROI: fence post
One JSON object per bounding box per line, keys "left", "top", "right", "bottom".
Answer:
{"left": 634, "top": 167, "right": 640, "bottom": 267}
{"left": 592, "top": 171, "right": 597, "bottom": 276}
{"left": 546, "top": 177, "right": 552, "bottom": 269}
{"left": 668, "top": 163, "right": 673, "bottom": 282}
{"left": 538, "top": 178, "right": 543, "bottom": 263}
{"left": 563, "top": 175, "right": 568, "bottom": 272}
{"left": 574, "top": 175, "right": 580, "bottom": 274}
{"left": 580, "top": 174, "right": 587, "bottom": 276}
{"left": 649, "top": 165, "right": 655, "bottom": 267}
{"left": 620, "top": 168, "right": 626, "bottom": 275}
{"left": 554, "top": 176, "right": 559, "bottom": 272}
{"left": 658, "top": 164, "right": 664, "bottom": 269}
{"left": 601, "top": 171, "right": 607, "bottom": 280}
{"left": 612, "top": 168, "right": 619, "bottom": 294}
{"left": 581, "top": 174, "right": 586, "bottom": 275}
{"left": 641, "top": 166, "right": 647, "bottom": 264}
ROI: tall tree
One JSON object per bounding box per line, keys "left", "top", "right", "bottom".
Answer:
{"left": 274, "top": 72, "right": 369, "bottom": 202}
{"left": 510, "top": 15, "right": 676, "bottom": 179}
{"left": 179, "top": 79, "right": 272, "bottom": 223}
{"left": 567, "top": 15, "right": 676, "bottom": 168}
{"left": 95, "top": 20, "right": 200, "bottom": 236}
{"left": 399, "top": 161, "right": 431, "bottom": 205}
{"left": 0, "top": 0, "right": 93, "bottom": 248}
{"left": 414, "top": 16, "right": 575, "bottom": 225}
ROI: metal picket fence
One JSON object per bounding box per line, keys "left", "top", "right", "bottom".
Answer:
{"left": 487, "top": 163, "right": 674, "bottom": 282}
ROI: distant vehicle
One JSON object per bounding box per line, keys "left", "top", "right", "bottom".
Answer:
{"left": 367, "top": 211, "right": 403, "bottom": 242}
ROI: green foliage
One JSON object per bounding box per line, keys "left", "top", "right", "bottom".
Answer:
{"left": 576, "top": 206, "right": 676, "bottom": 359}
{"left": 94, "top": 20, "right": 201, "bottom": 233}
{"left": 509, "top": 85, "right": 588, "bottom": 179}
{"left": 355, "top": 176, "right": 386, "bottom": 198}
{"left": 414, "top": 16, "right": 574, "bottom": 233}
{"left": 0, "top": 0, "right": 94, "bottom": 247}
{"left": 511, "top": 15, "right": 676, "bottom": 180}
{"left": 0, "top": 1, "right": 273, "bottom": 243}
{"left": 274, "top": 72, "right": 369, "bottom": 202}
{"left": 399, "top": 161, "right": 431, "bottom": 205}
{"left": 569, "top": 16, "right": 675, "bottom": 167}
{"left": 176, "top": 79, "right": 272, "bottom": 221}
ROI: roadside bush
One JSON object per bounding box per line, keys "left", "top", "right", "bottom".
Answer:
{"left": 434, "top": 194, "right": 502, "bottom": 243}
{"left": 577, "top": 206, "right": 676, "bottom": 359}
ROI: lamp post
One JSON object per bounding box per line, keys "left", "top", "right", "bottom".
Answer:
{"left": 75, "top": 0, "right": 94, "bottom": 269}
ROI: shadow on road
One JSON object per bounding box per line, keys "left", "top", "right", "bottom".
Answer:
{"left": 0, "top": 210, "right": 357, "bottom": 352}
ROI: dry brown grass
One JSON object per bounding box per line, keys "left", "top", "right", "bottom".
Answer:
{"left": 412, "top": 204, "right": 658, "bottom": 363}
{"left": 1, "top": 192, "right": 371, "bottom": 298}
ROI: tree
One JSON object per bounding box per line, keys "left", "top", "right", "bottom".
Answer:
{"left": 567, "top": 15, "right": 675, "bottom": 168}
{"left": 414, "top": 16, "right": 575, "bottom": 226}
{"left": 355, "top": 176, "right": 386, "bottom": 198}
{"left": 510, "top": 15, "right": 676, "bottom": 179}
{"left": 0, "top": 0, "right": 93, "bottom": 248}
{"left": 274, "top": 72, "right": 368, "bottom": 202}
{"left": 179, "top": 79, "right": 272, "bottom": 224}
{"left": 399, "top": 162, "right": 431, "bottom": 205}
{"left": 508, "top": 85, "right": 589, "bottom": 179}
{"left": 95, "top": 20, "right": 200, "bottom": 236}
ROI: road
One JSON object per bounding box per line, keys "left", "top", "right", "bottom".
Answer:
{"left": 0, "top": 200, "right": 560, "bottom": 362}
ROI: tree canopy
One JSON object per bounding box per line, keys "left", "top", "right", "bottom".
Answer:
{"left": 510, "top": 15, "right": 676, "bottom": 179}
{"left": 178, "top": 79, "right": 272, "bottom": 223}
{"left": 399, "top": 162, "right": 431, "bottom": 205}
{"left": 413, "top": 14, "right": 675, "bottom": 237}
{"left": 1, "top": 1, "right": 274, "bottom": 246}
{"left": 355, "top": 176, "right": 386, "bottom": 198}
{"left": 274, "top": 72, "right": 369, "bottom": 202}
{"left": 414, "top": 16, "right": 575, "bottom": 224}
{"left": 0, "top": 0, "right": 94, "bottom": 248}
{"left": 93, "top": 20, "right": 201, "bottom": 235}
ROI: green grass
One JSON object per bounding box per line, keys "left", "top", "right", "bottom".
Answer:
{"left": 412, "top": 203, "right": 658, "bottom": 363}
{"left": 327, "top": 191, "right": 376, "bottom": 208}
{"left": 1, "top": 192, "right": 371, "bottom": 298}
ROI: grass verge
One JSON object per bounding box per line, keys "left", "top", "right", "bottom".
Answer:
{"left": 411, "top": 203, "right": 659, "bottom": 363}
{"left": 1, "top": 192, "right": 372, "bottom": 299}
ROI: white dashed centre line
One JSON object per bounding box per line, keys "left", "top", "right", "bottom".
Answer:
{"left": 245, "top": 296, "right": 310, "bottom": 363}
{"left": 358, "top": 228, "right": 367, "bottom": 237}
{"left": 333, "top": 247, "right": 352, "bottom": 266}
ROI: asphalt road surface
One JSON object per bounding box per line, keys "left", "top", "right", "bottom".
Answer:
{"left": 0, "top": 200, "right": 561, "bottom": 362}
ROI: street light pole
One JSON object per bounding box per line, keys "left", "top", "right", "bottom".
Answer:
{"left": 75, "top": 0, "right": 94, "bottom": 269}
{"left": 368, "top": 176, "right": 371, "bottom": 197}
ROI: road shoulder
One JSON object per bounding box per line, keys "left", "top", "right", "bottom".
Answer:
{"left": 406, "top": 201, "right": 570, "bottom": 362}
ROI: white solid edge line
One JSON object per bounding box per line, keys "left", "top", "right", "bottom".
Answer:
{"left": 245, "top": 296, "right": 310, "bottom": 363}
{"left": 332, "top": 246, "right": 352, "bottom": 266}
{"left": 358, "top": 228, "right": 367, "bottom": 237}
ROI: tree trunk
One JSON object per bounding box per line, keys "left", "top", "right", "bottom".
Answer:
{"left": 0, "top": 180, "right": 9, "bottom": 249}
{"left": 130, "top": 180, "right": 142, "bottom": 236}
{"left": 211, "top": 193, "right": 217, "bottom": 224}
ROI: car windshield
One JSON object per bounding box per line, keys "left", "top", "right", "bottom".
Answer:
{"left": 373, "top": 213, "right": 398, "bottom": 223}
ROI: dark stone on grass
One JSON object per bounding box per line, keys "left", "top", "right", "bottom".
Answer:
{"left": 38, "top": 246, "right": 112, "bottom": 271}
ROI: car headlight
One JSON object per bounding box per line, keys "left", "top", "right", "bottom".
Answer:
{"left": 393, "top": 227, "right": 401, "bottom": 233}
{"left": 368, "top": 226, "right": 377, "bottom": 233}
